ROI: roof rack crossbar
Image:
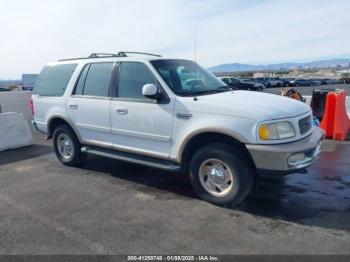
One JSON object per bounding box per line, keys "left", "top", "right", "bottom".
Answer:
{"left": 89, "top": 53, "right": 119, "bottom": 58}
{"left": 117, "top": 51, "right": 162, "bottom": 57}
{"left": 58, "top": 51, "right": 162, "bottom": 61}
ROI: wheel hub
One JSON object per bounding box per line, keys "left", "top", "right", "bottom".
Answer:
{"left": 57, "top": 133, "right": 74, "bottom": 160}
{"left": 198, "top": 158, "right": 235, "bottom": 197}
{"left": 64, "top": 141, "right": 72, "bottom": 152}
{"left": 210, "top": 167, "right": 226, "bottom": 184}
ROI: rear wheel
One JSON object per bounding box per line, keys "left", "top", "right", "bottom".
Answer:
{"left": 189, "top": 143, "right": 254, "bottom": 206}
{"left": 53, "top": 124, "right": 86, "bottom": 166}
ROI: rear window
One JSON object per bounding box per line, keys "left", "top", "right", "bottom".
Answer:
{"left": 33, "top": 64, "right": 77, "bottom": 96}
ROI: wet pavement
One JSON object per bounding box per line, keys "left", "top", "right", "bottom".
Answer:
{"left": 241, "top": 140, "right": 350, "bottom": 227}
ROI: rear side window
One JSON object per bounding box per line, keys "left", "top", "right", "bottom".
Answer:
{"left": 74, "top": 63, "right": 114, "bottom": 97}
{"left": 33, "top": 64, "right": 77, "bottom": 96}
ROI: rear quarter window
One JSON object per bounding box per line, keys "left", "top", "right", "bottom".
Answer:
{"left": 33, "top": 64, "right": 77, "bottom": 96}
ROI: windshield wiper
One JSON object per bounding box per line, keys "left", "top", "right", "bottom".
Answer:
{"left": 217, "top": 86, "right": 235, "bottom": 91}
{"left": 191, "top": 86, "right": 234, "bottom": 96}
{"left": 177, "top": 86, "right": 234, "bottom": 97}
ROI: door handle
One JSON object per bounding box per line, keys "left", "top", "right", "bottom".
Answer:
{"left": 116, "top": 108, "right": 128, "bottom": 115}
{"left": 69, "top": 103, "right": 78, "bottom": 109}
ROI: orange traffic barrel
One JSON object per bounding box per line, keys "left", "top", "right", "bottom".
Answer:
{"left": 320, "top": 90, "right": 350, "bottom": 141}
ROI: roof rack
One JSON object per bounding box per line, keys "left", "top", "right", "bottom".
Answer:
{"left": 59, "top": 51, "right": 162, "bottom": 61}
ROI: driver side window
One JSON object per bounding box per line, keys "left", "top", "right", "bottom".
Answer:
{"left": 118, "top": 62, "right": 157, "bottom": 100}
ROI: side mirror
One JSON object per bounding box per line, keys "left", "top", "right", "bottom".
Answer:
{"left": 142, "top": 84, "right": 159, "bottom": 100}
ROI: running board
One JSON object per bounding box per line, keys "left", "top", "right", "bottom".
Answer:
{"left": 81, "top": 146, "right": 181, "bottom": 172}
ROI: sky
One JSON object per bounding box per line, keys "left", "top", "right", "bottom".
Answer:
{"left": 0, "top": 0, "right": 349, "bottom": 79}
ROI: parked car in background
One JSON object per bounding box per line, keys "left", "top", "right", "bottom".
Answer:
{"left": 252, "top": 77, "right": 270, "bottom": 87}
{"left": 309, "top": 79, "right": 321, "bottom": 86}
{"left": 321, "top": 79, "right": 338, "bottom": 85}
{"left": 240, "top": 79, "right": 266, "bottom": 90}
{"left": 319, "top": 79, "right": 330, "bottom": 85}
{"left": 252, "top": 78, "right": 283, "bottom": 88}
{"left": 0, "top": 87, "right": 9, "bottom": 92}
{"left": 290, "top": 79, "right": 313, "bottom": 87}
{"left": 277, "top": 78, "right": 292, "bottom": 87}
{"left": 220, "top": 77, "right": 264, "bottom": 91}
{"left": 267, "top": 78, "right": 284, "bottom": 87}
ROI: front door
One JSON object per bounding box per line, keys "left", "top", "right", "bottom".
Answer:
{"left": 110, "top": 62, "right": 174, "bottom": 159}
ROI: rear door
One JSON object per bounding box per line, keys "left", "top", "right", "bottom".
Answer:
{"left": 110, "top": 61, "right": 174, "bottom": 159}
{"left": 67, "top": 62, "right": 115, "bottom": 147}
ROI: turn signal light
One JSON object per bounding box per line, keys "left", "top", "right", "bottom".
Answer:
{"left": 259, "top": 124, "right": 270, "bottom": 140}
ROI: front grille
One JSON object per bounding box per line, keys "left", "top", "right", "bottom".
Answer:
{"left": 299, "top": 116, "right": 312, "bottom": 135}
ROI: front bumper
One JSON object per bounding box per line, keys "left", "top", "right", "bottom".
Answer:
{"left": 246, "top": 127, "right": 324, "bottom": 176}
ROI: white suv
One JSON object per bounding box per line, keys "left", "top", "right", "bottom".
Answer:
{"left": 31, "top": 52, "right": 323, "bottom": 206}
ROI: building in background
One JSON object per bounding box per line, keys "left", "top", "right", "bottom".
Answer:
{"left": 22, "top": 74, "right": 38, "bottom": 91}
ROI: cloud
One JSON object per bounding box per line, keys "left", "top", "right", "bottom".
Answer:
{"left": 0, "top": 0, "right": 349, "bottom": 78}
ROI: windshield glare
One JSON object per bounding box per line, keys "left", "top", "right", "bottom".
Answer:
{"left": 150, "top": 59, "right": 229, "bottom": 96}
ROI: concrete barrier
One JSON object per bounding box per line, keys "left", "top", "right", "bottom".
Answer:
{"left": 0, "top": 112, "right": 33, "bottom": 151}
{"left": 0, "top": 91, "right": 33, "bottom": 120}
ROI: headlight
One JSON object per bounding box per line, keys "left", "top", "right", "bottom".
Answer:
{"left": 259, "top": 122, "right": 296, "bottom": 140}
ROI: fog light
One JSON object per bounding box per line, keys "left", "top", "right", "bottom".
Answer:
{"left": 288, "top": 153, "right": 306, "bottom": 166}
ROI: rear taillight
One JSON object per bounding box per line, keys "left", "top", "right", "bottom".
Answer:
{"left": 29, "top": 97, "right": 34, "bottom": 115}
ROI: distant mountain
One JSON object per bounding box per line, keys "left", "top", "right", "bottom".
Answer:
{"left": 208, "top": 58, "right": 350, "bottom": 73}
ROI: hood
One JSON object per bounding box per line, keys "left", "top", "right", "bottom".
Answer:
{"left": 176, "top": 91, "right": 311, "bottom": 121}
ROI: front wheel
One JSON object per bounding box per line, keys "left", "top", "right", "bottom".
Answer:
{"left": 53, "top": 124, "right": 86, "bottom": 166}
{"left": 189, "top": 143, "right": 254, "bottom": 206}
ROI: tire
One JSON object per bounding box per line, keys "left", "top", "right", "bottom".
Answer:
{"left": 189, "top": 143, "right": 254, "bottom": 207}
{"left": 53, "top": 124, "right": 86, "bottom": 166}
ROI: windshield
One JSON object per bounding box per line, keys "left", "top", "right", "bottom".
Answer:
{"left": 150, "top": 59, "right": 231, "bottom": 96}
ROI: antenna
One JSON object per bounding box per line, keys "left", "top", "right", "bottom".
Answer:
{"left": 195, "top": 29, "right": 197, "bottom": 64}
{"left": 194, "top": 29, "right": 198, "bottom": 79}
